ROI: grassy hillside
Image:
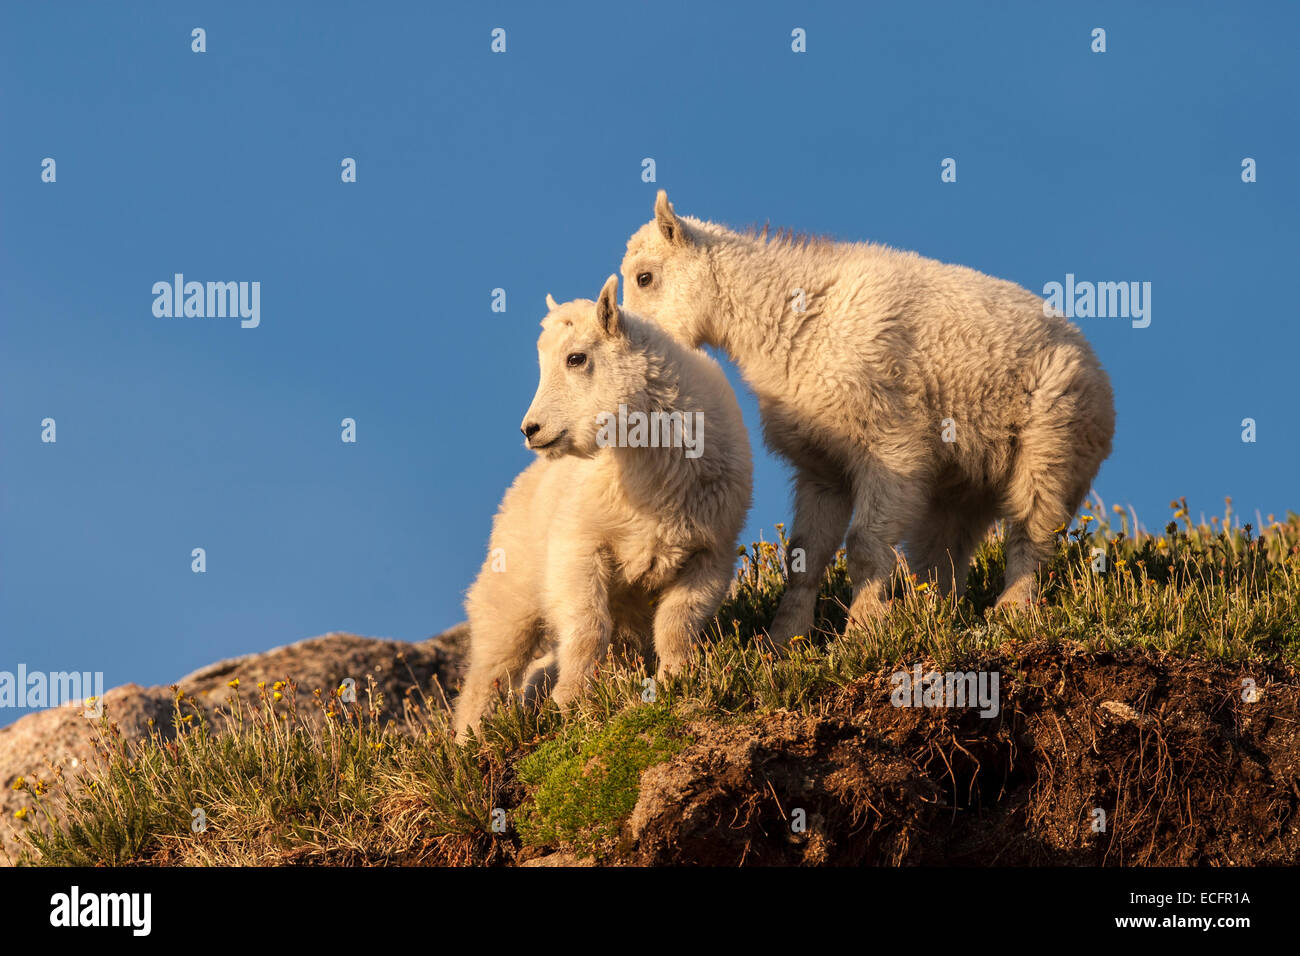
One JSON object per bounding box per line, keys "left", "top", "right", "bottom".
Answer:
{"left": 13, "top": 496, "right": 1300, "bottom": 866}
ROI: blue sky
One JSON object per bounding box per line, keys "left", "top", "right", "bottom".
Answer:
{"left": 2, "top": 1, "right": 1297, "bottom": 725}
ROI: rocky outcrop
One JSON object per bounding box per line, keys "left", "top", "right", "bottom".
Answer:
{"left": 0, "top": 626, "right": 468, "bottom": 864}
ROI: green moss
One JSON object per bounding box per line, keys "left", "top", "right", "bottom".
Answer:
{"left": 514, "top": 702, "right": 688, "bottom": 855}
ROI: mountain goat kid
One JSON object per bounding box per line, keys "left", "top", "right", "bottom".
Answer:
{"left": 622, "top": 191, "right": 1114, "bottom": 644}
{"left": 452, "top": 275, "right": 752, "bottom": 738}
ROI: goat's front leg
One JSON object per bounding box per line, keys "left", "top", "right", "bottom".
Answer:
{"left": 547, "top": 546, "right": 614, "bottom": 710}
{"left": 652, "top": 549, "right": 733, "bottom": 679}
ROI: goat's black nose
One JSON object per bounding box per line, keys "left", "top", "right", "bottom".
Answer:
{"left": 522, "top": 422, "right": 541, "bottom": 439}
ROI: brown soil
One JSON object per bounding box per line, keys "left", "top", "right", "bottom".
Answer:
{"left": 620, "top": 643, "right": 1300, "bottom": 865}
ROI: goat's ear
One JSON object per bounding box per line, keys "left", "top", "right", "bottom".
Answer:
{"left": 545, "top": 293, "right": 560, "bottom": 311}
{"left": 655, "top": 190, "right": 686, "bottom": 246}
{"left": 595, "top": 274, "right": 621, "bottom": 336}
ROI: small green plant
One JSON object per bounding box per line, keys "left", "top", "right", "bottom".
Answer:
{"left": 513, "top": 702, "right": 688, "bottom": 857}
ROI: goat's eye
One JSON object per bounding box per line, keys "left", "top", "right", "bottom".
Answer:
{"left": 637, "top": 271, "right": 653, "bottom": 288}
{"left": 566, "top": 352, "right": 587, "bottom": 368}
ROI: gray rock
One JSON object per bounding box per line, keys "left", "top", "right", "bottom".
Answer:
{"left": 0, "top": 626, "right": 468, "bottom": 865}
